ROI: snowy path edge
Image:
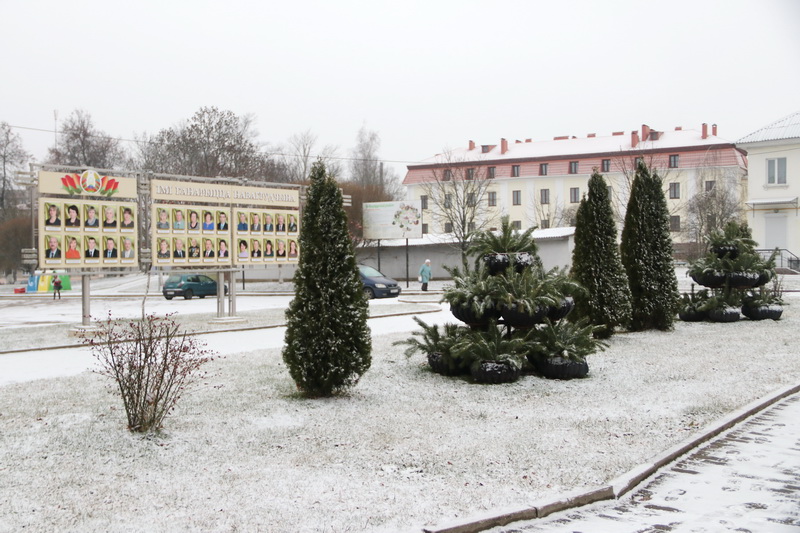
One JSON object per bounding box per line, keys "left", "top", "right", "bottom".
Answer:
{"left": 421, "top": 379, "right": 800, "bottom": 533}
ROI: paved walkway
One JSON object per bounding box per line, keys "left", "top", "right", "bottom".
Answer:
{"left": 493, "top": 393, "right": 800, "bottom": 532}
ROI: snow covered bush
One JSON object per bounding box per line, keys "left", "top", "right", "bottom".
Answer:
{"left": 282, "top": 160, "right": 371, "bottom": 397}
{"left": 620, "top": 159, "right": 679, "bottom": 331}
{"left": 82, "top": 313, "right": 215, "bottom": 432}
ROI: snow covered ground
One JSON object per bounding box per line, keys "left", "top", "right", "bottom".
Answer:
{"left": 0, "top": 272, "right": 798, "bottom": 532}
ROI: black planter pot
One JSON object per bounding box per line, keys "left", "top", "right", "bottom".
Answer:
{"left": 530, "top": 355, "right": 589, "bottom": 380}
{"left": 727, "top": 271, "right": 759, "bottom": 289}
{"left": 427, "top": 352, "right": 466, "bottom": 376}
{"left": 742, "top": 304, "right": 783, "bottom": 321}
{"left": 711, "top": 244, "right": 739, "bottom": 259}
{"left": 693, "top": 271, "right": 726, "bottom": 288}
{"left": 707, "top": 306, "right": 740, "bottom": 323}
{"left": 450, "top": 304, "right": 498, "bottom": 327}
{"left": 754, "top": 271, "right": 772, "bottom": 287}
{"left": 547, "top": 296, "right": 575, "bottom": 321}
{"left": 501, "top": 304, "right": 547, "bottom": 328}
{"left": 470, "top": 360, "right": 521, "bottom": 384}
{"left": 482, "top": 254, "right": 510, "bottom": 276}
{"left": 513, "top": 252, "right": 535, "bottom": 273}
{"left": 679, "top": 307, "right": 707, "bottom": 322}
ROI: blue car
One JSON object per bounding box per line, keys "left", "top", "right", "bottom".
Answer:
{"left": 163, "top": 274, "right": 227, "bottom": 300}
{"left": 359, "top": 264, "right": 401, "bottom": 299}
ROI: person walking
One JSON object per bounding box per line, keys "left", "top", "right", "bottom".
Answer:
{"left": 53, "top": 275, "right": 62, "bottom": 300}
{"left": 418, "top": 259, "right": 432, "bottom": 292}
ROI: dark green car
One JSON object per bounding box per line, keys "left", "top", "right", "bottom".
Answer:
{"left": 163, "top": 274, "right": 226, "bottom": 300}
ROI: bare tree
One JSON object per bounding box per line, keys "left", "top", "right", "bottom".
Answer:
{"left": 280, "top": 130, "right": 342, "bottom": 182}
{"left": 684, "top": 167, "right": 743, "bottom": 256}
{"left": 0, "top": 122, "right": 30, "bottom": 212}
{"left": 528, "top": 189, "right": 577, "bottom": 229}
{"left": 348, "top": 126, "right": 402, "bottom": 199}
{"left": 417, "top": 152, "right": 496, "bottom": 265}
{"left": 133, "top": 107, "right": 284, "bottom": 181}
{"left": 47, "top": 110, "right": 127, "bottom": 169}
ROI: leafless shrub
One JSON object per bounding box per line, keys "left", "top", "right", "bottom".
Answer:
{"left": 82, "top": 313, "right": 215, "bottom": 432}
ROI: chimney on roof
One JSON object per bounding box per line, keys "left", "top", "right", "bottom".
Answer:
{"left": 675, "top": 126, "right": 682, "bottom": 131}
{"left": 469, "top": 140, "right": 475, "bottom": 150}
{"left": 554, "top": 135, "right": 569, "bottom": 140}
{"left": 612, "top": 131, "right": 624, "bottom": 136}
{"left": 525, "top": 138, "right": 532, "bottom": 143}
{"left": 712, "top": 124, "right": 718, "bottom": 136}
{"left": 631, "top": 130, "right": 639, "bottom": 148}
{"left": 642, "top": 124, "right": 650, "bottom": 141}
{"left": 702, "top": 123, "right": 708, "bottom": 139}
{"left": 587, "top": 133, "right": 596, "bottom": 138}
{"left": 515, "top": 139, "right": 522, "bottom": 144}
{"left": 501, "top": 138, "right": 508, "bottom": 154}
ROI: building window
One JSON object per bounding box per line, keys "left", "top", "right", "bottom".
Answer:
{"left": 467, "top": 168, "right": 475, "bottom": 180}
{"left": 569, "top": 187, "right": 580, "bottom": 203}
{"left": 705, "top": 180, "right": 716, "bottom": 192}
{"left": 443, "top": 169, "right": 452, "bottom": 181}
{"left": 539, "top": 163, "right": 548, "bottom": 176}
{"left": 511, "top": 165, "right": 520, "bottom": 177}
{"left": 422, "top": 223, "right": 428, "bottom": 234}
{"left": 444, "top": 222, "right": 453, "bottom": 233}
{"left": 669, "top": 215, "right": 681, "bottom": 232}
{"left": 512, "top": 220, "right": 522, "bottom": 230}
{"left": 467, "top": 193, "right": 476, "bottom": 207}
{"left": 767, "top": 157, "right": 787, "bottom": 185}
{"left": 420, "top": 195, "right": 428, "bottom": 210}
{"left": 540, "top": 189, "right": 550, "bottom": 205}
{"left": 488, "top": 191, "right": 497, "bottom": 207}
{"left": 669, "top": 154, "right": 679, "bottom": 168}
{"left": 512, "top": 190, "right": 521, "bottom": 205}
{"left": 669, "top": 183, "right": 680, "bottom": 199}
{"left": 607, "top": 186, "right": 613, "bottom": 198}
{"left": 540, "top": 219, "right": 550, "bottom": 229}
{"left": 468, "top": 222, "right": 476, "bottom": 232}
{"left": 601, "top": 159, "right": 611, "bottom": 172}
{"left": 444, "top": 194, "right": 452, "bottom": 208}
{"left": 488, "top": 166, "right": 496, "bottom": 179}
{"left": 569, "top": 161, "right": 579, "bottom": 174}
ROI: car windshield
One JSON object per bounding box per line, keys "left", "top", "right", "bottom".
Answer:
{"left": 166, "top": 275, "right": 183, "bottom": 283}
{"left": 359, "top": 265, "right": 384, "bottom": 277}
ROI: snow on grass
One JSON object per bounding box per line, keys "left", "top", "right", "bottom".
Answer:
{"left": 0, "top": 298, "right": 799, "bottom": 532}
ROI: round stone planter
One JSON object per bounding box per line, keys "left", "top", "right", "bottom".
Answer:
{"left": 500, "top": 304, "right": 547, "bottom": 329}
{"left": 529, "top": 355, "right": 589, "bottom": 380}
{"left": 741, "top": 304, "right": 783, "bottom": 321}
{"left": 427, "top": 352, "right": 465, "bottom": 376}
{"left": 711, "top": 244, "right": 739, "bottom": 260}
{"left": 678, "top": 307, "right": 707, "bottom": 322}
{"left": 546, "top": 296, "right": 575, "bottom": 321}
{"left": 470, "top": 360, "right": 521, "bottom": 384}
{"left": 450, "top": 304, "right": 498, "bottom": 327}
{"left": 707, "top": 306, "right": 740, "bottom": 323}
{"left": 727, "top": 271, "right": 759, "bottom": 289}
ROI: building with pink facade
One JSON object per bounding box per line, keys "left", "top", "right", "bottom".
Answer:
{"left": 403, "top": 123, "right": 747, "bottom": 257}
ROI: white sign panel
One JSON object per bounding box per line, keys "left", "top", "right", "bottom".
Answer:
{"left": 363, "top": 201, "right": 422, "bottom": 240}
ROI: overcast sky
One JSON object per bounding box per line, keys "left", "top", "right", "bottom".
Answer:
{"left": 2, "top": 0, "right": 799, "bottom": 179}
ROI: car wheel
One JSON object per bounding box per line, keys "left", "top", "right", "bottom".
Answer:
{"left": 363, "top": 287, "right": 374, "bottom": 299}
{"left": 199, "top": 295, "right": 206, "bottom": 299}
{"left": 184, "top": 290, "right": 193, "bottom": 300}
{"left": 164, "top": 296, "right": 174, "bottom": 300}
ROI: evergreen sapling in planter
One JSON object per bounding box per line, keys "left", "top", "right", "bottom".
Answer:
{"left": 524, "top": 318, "right": 608, "bottom": 380}
{"left": 393, "top": 317, "right": 472, "bottom": 375}
{"left": 282, "top": 160, "right": 371, "bottom": 397}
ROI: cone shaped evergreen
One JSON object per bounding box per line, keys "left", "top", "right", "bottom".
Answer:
{"left": 282, "top": 160, "right": 372, "bottom": 396}
{"left": 571, "top": 171, "right": 632, "bottom": 338}
{"left": 620, "top": 160, "right": 679, "bottom": 331}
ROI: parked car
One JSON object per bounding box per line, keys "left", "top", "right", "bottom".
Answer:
{"left": 163, "top": 274, "right": 227, "bottom": 300}
{"left": 359, "top": 264, "right": 401, "bottom": 299}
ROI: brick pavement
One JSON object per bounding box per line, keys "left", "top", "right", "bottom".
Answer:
{"left": 492, "top": 393, "right": 800, "bottom": 533}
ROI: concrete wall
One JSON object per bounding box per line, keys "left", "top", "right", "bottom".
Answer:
{"left": 355, "top": 235, "right": 575, "bottom": 280}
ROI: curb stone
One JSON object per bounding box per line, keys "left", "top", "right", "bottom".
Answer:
{"left": 420, "top": 380, "right": 800, "bottom": 533}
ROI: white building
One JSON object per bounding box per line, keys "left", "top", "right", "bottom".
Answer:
{"left": 737, "top": 111, "right": 800, "bottom": 271}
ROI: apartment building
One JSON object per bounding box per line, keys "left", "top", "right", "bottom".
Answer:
{"left": 403, "top": 123, "right": 747, "bottom": 254}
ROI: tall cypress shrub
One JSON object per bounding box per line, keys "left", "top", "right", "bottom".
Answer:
{"left": 571, "top": 170, "right": 632, "bottom": 338}
{"left": 282, "top": 160, "right": 372, "bottom": 396}
{"left": 620, "top": 160, "right": 679, "bottom": 331}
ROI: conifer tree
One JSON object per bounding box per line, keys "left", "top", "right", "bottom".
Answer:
{"left": 571, "top": 170, "right": 632, "bottom": 338}
{"left": 620, "top": 160, "right": 680, "bottom": 331}
{"left": 282, "top": 160, "right": 371, "bottom": 396}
